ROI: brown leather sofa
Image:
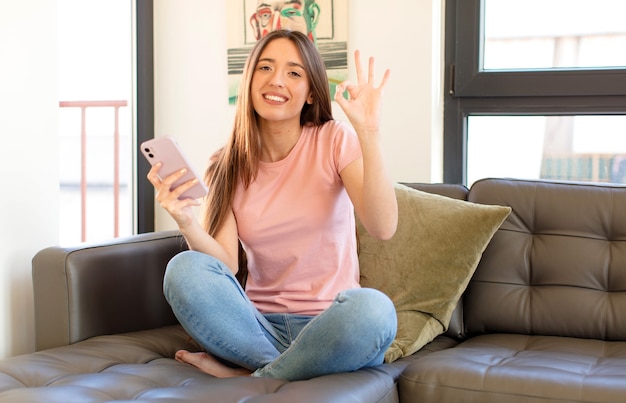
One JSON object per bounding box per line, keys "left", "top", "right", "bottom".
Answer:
{"left": 1, "top": 178, "right": 625, "bottom": 402}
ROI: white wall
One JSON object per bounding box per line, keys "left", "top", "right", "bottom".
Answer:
{"left": 0, "top": 1, "right": 60, "bottom": 358}
{"left": 154, "top": 0, "right": 444, "bottom": 230}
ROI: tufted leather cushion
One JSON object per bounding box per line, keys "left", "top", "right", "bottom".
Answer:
{"left": 400, "top": 334, "right": 626, "bottom": 402}
{"left": 465, "top": 178, "right": 626, "bottom": 339}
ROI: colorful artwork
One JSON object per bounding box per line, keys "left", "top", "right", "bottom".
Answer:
{"left": 227, "top": 0, "right": 348, "bottom": 105}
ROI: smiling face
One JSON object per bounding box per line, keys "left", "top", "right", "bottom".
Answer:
{"left": 250, "top": 37, "right": 312, "bottom": 128}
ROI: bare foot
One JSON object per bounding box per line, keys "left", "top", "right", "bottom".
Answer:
{"left": 175, "top": 350, "right": 252, "bottom": 378}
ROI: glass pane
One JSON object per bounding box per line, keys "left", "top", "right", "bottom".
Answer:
{"left": 467, "top": 115, "right": 626, "bottom": 186}
{"left": 483, "top": 0, "right": 626, "bottom": 70}
{"left": 58, "top": 0, "right": 134, "bottom": 245}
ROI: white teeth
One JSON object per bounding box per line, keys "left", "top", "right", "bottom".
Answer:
{"left": 264, "top": 94, "right": 286, "bottom": 102}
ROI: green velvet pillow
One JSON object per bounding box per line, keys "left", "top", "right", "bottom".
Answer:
{"left": 358, "top": 183, "right": 511, "bottom": 362}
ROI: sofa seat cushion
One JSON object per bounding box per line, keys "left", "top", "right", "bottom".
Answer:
{"left": 0, "top": 325, "right": 287, "bottom": 402}
{"left": 0, "top": 325, "right": 458, "bottom": 403}
{"left": 399, "top": 333, "right": 626, "bottom": 403}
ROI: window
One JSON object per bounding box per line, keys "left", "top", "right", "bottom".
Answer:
{"left": 444, "top": 0, "right": 626, "bottom": 186}
{"left": 483, "top": 0, "right": 626, "bottom": 71}
{"left": 57, "top": 0, "right": 153, "bottom": 244}
{"left": 58, "top": 0, "right": 133, "bottom": 244}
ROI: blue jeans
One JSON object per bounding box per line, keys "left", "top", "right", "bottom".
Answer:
{"left": 163, "top": 250, "right": 397, "bottom": 381}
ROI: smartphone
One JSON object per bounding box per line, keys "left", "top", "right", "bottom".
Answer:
{"left": 140, "top": 136, "right": 208, "bottom": 200}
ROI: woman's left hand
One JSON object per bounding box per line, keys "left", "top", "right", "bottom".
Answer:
{"left": 334, "top": 50, "right": 390, "bottom": 142}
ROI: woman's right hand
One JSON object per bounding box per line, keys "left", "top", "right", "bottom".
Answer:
{"left": 147, "top": 162, "right": 202, "bottom": 229}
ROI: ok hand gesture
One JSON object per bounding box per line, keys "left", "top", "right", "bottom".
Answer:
{"left": 334, "top": 50, "right": 390, "bottom": 142}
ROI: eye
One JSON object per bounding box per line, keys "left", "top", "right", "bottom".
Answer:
{"left": 257, "top": 7, "right": 272, "bottom": 22}
{"left": 289, "top": 70, "right": 302, "bottom": 78}
{"left": 280, "top": 8, "right": 302, "bottom": 18}
{"left": 257, "top": 64, "right": 272, "bottom": 72}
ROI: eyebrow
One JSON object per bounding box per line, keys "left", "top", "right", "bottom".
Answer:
{"left": 258, "top": 57, "right": 306, "bottom": 71}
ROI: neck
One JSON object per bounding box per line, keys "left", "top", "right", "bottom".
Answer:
{"left": 259, "top": 120, "right": 303, "bottom": 162}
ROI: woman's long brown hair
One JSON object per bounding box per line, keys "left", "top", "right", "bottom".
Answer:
{"left": 202, "top": 30, "right": 334, "bottom": 287}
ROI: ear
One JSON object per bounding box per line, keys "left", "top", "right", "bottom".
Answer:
{"left": 306, "top": 94, "right": 314, "bottom": 104}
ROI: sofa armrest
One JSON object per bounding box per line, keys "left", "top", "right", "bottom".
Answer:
{"left": 32, "top": 230, "right": 187, "bottom": 351}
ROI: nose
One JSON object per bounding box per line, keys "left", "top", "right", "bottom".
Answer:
{"left": 269, "top": 70, "right": 285, "bottom": 88}
{"left": 272, "top": 10, "right": 281, "bottom": 31}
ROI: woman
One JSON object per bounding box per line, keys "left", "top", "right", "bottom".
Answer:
{"left": 148, "top": 29, "right": 398, "bottom": 381}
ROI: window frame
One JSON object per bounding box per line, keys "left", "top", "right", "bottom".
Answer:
{"left": 136, "top": 0, "right": 154, "bottom": 233}
{"left": 444, "top": 0, "right": 626, "bottom": 184}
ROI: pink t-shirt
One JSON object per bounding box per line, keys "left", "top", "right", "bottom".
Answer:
{"left": 233, "top": 120, "right": 362, "bottom": 315}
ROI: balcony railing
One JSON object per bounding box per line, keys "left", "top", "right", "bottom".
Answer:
{"left": 541, "top": 154, "right": 626, "bottom": 183}
{"left": 59, "top": 100, "right": 128, "bottom": 242}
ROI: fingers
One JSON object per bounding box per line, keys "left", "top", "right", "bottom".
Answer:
{"left": 147, "top": 163, "right": 196, "bottom": 201}
{"left": 334, "top": 81, "right": 349, "bottom": 103}
{"left": 170, "top": 177, "right": 200, "bottom": 201}
{"left": 353, "top": 49, "right": 390, "bottom": 89}
{"left": 354, "top": 50, "right": 363, "bottom": 84}
{"left": 146, "top": 163, "right": 200, "bottom": 229}
{"left": 379, "top": 68, "right": 391, "bottom": 91}
{"left": 146, "top": 162, "right": 162, "bottom": 186}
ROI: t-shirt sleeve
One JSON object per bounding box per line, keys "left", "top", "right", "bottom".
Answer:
{"left": 333, "top": 121, "right": 362, "bottom": 173}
